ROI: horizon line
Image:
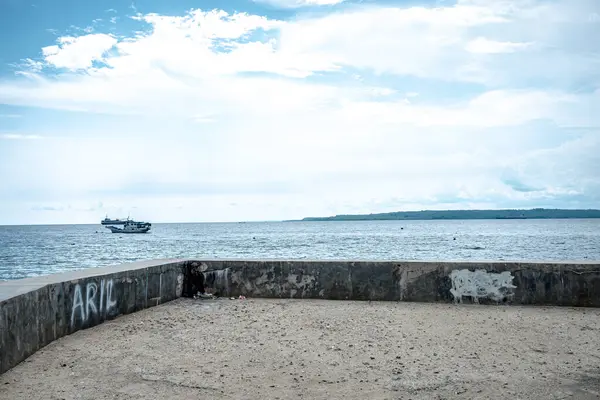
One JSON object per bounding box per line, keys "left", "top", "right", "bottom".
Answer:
{"left": 2, "top": 207, "right": 600, "bottom": 226}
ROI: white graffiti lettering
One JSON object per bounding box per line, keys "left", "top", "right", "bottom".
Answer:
{"left": 86, "top": 282, "right": 98, "bottom": 317}
{"left": 70, "top": 279, "right": 117, "bottom": 327}
{"left": 105, "top": 279, "right": 117, "bottom": 311}
{"left": 71, "top": 284, "right": 85, "bottom": 326}
{"left": 100, "top": 279, "right": 105, "bottom": 313}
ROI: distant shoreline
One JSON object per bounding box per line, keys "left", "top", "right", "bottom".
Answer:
{"left": 295, "top": 208, "right": 600, "bottom": 222}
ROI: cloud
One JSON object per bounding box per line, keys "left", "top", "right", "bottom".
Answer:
{"left": 255, "top": 0, "right": 344, "bottom": 7}
{"left": 4, "top": 0, "right": 596, "bottom": 97}
{"left": 192, "top": 114, "right": 217, "bottom": 123}
{"left": 278, "top": 0, "right": 599, "bottom": 85}
{"left": 501, "top": 178, "right": 543, "bottom": 193}
{"left": 12, "top": 58, "right": 44, "bottom": 73}
{"left": 333, "top": 89, "right": 595, "bottom": 128}
{"left": 0, "top": 0, "right": 598, "bottom": 223}
{"left": 41, "top": 33, "right": 117, "bottom": 70}
{"left": 0, "top": 134, "right": 42, "bottom": 140}
{"left": 1, "top": 2, "right": 596, "bottom": 125}
{"left": 465, "top": 37, "right": 533, "bottom": 54}
{"left": 31, "top": 205, "right": 64, "bottom": 211}
{"left": 3, "top": 2, "right": 596, "bottom": 120}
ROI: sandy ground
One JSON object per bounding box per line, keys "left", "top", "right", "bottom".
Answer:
{"left": 1, "top": 299, "right": 600, "bottom": 400}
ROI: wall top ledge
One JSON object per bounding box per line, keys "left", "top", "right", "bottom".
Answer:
{"left": 2, "top": 258, "right": 598, "bottom": 302}
{"left": 0, "top": 258, "right": 187, "bottom": 302}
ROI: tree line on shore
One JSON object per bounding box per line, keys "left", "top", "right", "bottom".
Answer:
{"left": 299, "top": 208, "right": 600, "bottom": 221}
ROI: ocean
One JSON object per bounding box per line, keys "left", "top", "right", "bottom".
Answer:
{"left": 1, "top": 219, "right": 599, "bottom": 281}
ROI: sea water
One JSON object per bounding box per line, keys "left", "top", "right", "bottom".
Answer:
{"left": 1, "top": 219, "right": 599, "bottom": 280}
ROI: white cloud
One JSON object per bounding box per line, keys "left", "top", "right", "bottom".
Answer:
{"left": 12, "top": 58, "right": 44, "bottom": 73}
{"left": 134, "top": 9, "right": 280, "bottom": 40}
{"left": 278, "top": 0, "right": 599, "bottom": 84}
{"left": 0, "top": 0, "right": 598, "bottom": 223}
{"left": 255, "top": 0, "right": 344, "bottom": 8}
{"left": 41, "top": 33, "right": 117, "bottom": 70}
{"left": 0, "top": 134, "right": 43, "bottom": 140}
{"left": 1, "top": 125, "right": 598, "bottom": 223}
{"left": 192, "top": 114, "right": 217, "bottom": 123}
{"left": 465, "top": 37, "right": 532, "bottom": 54}
{"left": 331, "top": 89, "right": 599, "bottom": 130}
{"left": 5, "top": 1, "right": 597, "bottom": 104}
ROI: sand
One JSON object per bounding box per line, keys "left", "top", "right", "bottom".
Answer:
{"left": 1, "top": 298, "right": 599, "bottom": 400}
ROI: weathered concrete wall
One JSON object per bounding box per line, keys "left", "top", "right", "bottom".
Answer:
{"left": 196, "top": 260, "right": 600, "bottom": 307}
{"left": 2, "top": 259, "right": 599, "bottom": 376}
{"left": 0, "top": 259, "right": 186, "bottom": 375}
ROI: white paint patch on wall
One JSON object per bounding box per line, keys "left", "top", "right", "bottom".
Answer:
{"left": 450, "top": 269, "right": 516, "bottom": 304}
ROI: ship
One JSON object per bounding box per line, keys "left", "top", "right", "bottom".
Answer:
{"left": 105, "top": 220, "right": 152, "bottom": 234}
{"left": 101, "top": 216, "right": 131, "bottom": 225}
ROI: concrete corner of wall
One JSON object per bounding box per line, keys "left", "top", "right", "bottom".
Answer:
{"left": 0, "top": 259, "right": 187, "bottom": 375}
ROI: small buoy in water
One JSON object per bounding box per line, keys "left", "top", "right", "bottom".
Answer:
{"left": 401, "top": 227, "right": 404, "bottom": 230}
{"left": 453, "top": 237, "right": 456, "bottom": 240}
{"left": 253, "top": 236, "right": 256, "bottom": 239}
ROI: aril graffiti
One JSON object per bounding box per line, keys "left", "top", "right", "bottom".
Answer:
{"left": 71, "top": 279, "right": 117, "bottom": 327}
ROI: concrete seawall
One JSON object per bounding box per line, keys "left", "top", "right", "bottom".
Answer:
{"left": 1, "top": 259, "right": 600, "bottom": 375}
{"left": 0, "top": 259, "right": 186, "bottom": 375}
{"left": 196, "top": 260, "right": 600, "bottom": 306}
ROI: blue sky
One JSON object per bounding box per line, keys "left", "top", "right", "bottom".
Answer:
{"left": 0, "top": 0, "right": 599, "bottom": 224}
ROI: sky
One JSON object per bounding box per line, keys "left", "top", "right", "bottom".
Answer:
{"left": 0, "top": 0, "right": 599, "bottom": 224}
